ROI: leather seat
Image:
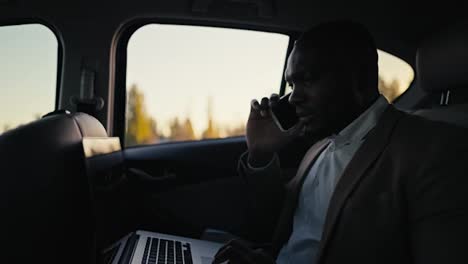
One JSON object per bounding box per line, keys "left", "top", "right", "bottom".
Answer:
{"left": 0, "top": 111, "right": 107, "bottom": 264}
{"left": 414, "top": 20, "right": 468, "bottom": 127}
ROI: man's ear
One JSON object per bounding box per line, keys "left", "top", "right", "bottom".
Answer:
{"left": 350, "top": 68, "right": 366, "bottom": 108}
{"left": 352, "top": 66, "right": 378, "bottom": 109}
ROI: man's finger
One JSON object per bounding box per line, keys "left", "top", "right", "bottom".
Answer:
{"left": 214, "top": 239, "right": 248, "bottom": 259}
{"left": 213, "top": 245, "right": 232, "bottom": 263}
{"left": 269, "top": 94, "right": 280, "bottom": 108}
{"left": 214, "top": 242, "right": 232, "bottom": 260}
{"left": 260, "top": 97, "right": 270, "bottom": 117}
{"left": 260, "top": 97, "right": 269, "bottom": 109}
{"left": 250, "top": 99, "right": 263, "bottom": 118}
{"left": 251, "top": 99, "right": 261, "bottom": 111}
{"left": 269, "top": 93, "right": 280, "bottom": 103}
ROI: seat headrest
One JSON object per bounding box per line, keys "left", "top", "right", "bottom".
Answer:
{"left": 72, "top": 112, "right": 108, "bottom": 137}
{"left": 40, "top": 110, "right": 107, "bottom": 137}
{"left": 416, "top": 20, "right": 468, "bottom": 93}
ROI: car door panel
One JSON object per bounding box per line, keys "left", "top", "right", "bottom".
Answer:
{"left": 123, "top": 137, "right": 251, "bottom": 239}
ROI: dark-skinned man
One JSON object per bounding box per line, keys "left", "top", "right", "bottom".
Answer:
{"left": 213, "top": 20, "right": 468, "bottom": 264}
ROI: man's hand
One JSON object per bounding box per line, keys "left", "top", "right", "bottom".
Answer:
{"left": 247, "top": 94, "right": 304, "bottom": 166}
{"left": 212, "top": 239, "right": 276, "bottom": 264}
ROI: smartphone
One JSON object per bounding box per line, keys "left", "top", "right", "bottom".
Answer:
{"left": 271, "top": 93, "right": 299, "bottom": 131}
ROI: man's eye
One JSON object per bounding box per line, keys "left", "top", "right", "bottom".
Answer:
{"left": 304, "top": 73, "right": 320, "bottom": 84}
{"left": 303, "top": 79, "right": 315, "bottom": 86}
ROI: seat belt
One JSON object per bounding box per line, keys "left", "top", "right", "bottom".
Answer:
{"left": 71, "top": 67, "right": 104, "bottom": 116}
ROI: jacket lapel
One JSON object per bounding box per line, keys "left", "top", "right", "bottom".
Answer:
{"left": 272, "top": 137, "right": 330, "bottom": 255}
{"left": 316, "top": 106, "right": 405, "bottom": 262}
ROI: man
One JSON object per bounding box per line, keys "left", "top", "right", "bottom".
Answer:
{"left": 213, "top": 20, "right": 468, "bottom": 264}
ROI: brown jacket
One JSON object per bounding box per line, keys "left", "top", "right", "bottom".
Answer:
{"left": 239, "top": 106, "right": 468, "bottom": 264}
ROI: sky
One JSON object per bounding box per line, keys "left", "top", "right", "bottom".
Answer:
{"left": 0, "top": 24, "right": 57, "bottom": 132}
{"left": 0, "top": 23, "right": 414, "bottom": 136}
{"left": 377, "top": 50, "right": 415, "bottom": 96}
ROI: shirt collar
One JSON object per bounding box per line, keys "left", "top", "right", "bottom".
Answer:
{"left": 331, "top": 95, "right": 389, "bottom": 148}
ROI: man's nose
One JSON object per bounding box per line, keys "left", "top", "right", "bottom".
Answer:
{"left": 288, "top": 87, "right": 303, "bottom": 105}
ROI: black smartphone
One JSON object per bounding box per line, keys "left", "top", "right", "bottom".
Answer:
{"left": 271, "top": 93, "right": 299, "bottom": 131}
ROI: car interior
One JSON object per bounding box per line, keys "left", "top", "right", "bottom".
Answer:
{"left": 1, "top": 0, "right": 468, "bottom": 263}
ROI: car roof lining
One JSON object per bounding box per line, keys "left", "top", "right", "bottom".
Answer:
{"left": 1, "top": 0, "right": 467, "bottom": 68}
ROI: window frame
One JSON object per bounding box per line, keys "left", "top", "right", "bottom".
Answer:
{"left": 0, "top": 19, "right": 63, "bottom": 109}
{"left": 112, "top": 18, "right": 296, "bottom": 146}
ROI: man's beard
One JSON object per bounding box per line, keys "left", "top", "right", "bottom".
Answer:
{"left": 299, "top": 119, "right": 335, "bottom": 143}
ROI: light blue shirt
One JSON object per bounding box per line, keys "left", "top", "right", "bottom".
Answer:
{"left": 276, "top": 96, "right": 389, "bottom": 264}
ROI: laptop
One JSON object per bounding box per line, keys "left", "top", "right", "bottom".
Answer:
{"left": 81, "top": 138, "right": 224, "bottom": 264}
{"left": 102, "top": 230, "right": 224, "bottom": 264}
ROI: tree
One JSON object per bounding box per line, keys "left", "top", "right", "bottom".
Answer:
{"left": 126, "top": 84, "right": 159, "bottom": 145}
{"left": 379, "top": 76, "right": 401, "bottom": 102}
{"left": 183, "top": 118, "right": 196, "bottom": 140}
{"left": 202, "top": 97, "right": 220, "bottom": 139}
{"left": 168, "top": 117, "right": 196, "bottom": 141}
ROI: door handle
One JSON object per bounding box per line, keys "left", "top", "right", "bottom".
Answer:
{"left": 127, "top": 168, "right": 177, "bottom": 182}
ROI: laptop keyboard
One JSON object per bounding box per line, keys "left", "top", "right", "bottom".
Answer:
{"left": 142, "top": 237, "right": 193, "bottom": 264}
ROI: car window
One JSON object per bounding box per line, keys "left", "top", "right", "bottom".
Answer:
{"left": 125, "top": 24, "right": 289, "bottom": 146}
{"left": 0, "top": 24, "right": 58, "bottom": 135}
{"left": 377, "top": 50, "right": 414, "bottom": 102}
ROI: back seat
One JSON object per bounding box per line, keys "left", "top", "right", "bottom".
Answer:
{"left": 0, "top": 111, "right": 107, "bottom": 264}
{"left": 414, "top": 20, "right": 468, "bottom": 127}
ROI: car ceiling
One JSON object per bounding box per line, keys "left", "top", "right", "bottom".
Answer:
{"left": 1, "top": 0, "right": 466, "bottom": 66}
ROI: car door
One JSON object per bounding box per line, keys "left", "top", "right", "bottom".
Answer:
{"left": 103, "top": 22, "right": 293, "bottom": 245}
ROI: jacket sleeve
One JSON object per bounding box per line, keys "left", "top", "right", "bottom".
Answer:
{"left": 238, "top": 151, "right": 294, "bottom": 242}
{"left": 408, "top": 135, "right": 468, "bottom": 264}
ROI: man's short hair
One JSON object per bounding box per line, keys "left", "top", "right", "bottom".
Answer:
{"left": 295, "top": 20, "right": 378, "bottom": 91}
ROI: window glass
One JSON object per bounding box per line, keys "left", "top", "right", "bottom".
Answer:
{"left": 0, "top": 24, "right": 58, "bottom": 135}
{"left": 125, "top": 24, "right": 289, "bottom": 146}
{"left": 377, "top": 50, "right": 414, "bottom": 102}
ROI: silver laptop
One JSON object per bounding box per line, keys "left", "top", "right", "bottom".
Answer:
{"left": 81, "top": 138, "right": 224, "bottom": 264}
{"left": 102, "top": 230, "right": 224, "bottom": 264}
